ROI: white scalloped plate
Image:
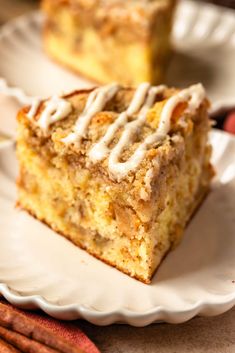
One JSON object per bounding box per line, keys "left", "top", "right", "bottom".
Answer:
{"left": 0, "top": 129, "right": 235, "bottom": 326}
{"left": 0, "top": 0, "right": 235, "bottom": 114}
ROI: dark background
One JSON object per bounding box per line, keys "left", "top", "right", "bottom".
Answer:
{"left": 206, "top": 0, "right": 235, "bottom": 7}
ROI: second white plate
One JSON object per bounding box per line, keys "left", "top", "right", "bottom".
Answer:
{"left": 0, "top": 0, "right": 235, "bottom": 113}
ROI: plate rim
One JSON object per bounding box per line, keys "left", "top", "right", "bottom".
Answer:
{"left": 0, "top": 129, "right": 235, "bottom": 326}
{"left": 1, "top": 282, "right": 235, "bottom": 325}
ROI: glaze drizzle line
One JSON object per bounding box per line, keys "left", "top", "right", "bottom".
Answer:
{"left": 27, "top": 83, "right": 206, "bottom": 180}
{"left": 89, "top": 82, "right": 162, "bottom": 162}
{"left": 62, "top": 83, "right": 120, "bottom": 145}
{"left": 107, "top": 85, "right": 166, "bottom": 179}
{"left": 107, "top": 84, "right": 205, "bottom": 180}
{"left": 27, "top": 96, "right": 72, "bottom": 132}
{"left": 27, "top": 98, "right": 41, "bottom": 120}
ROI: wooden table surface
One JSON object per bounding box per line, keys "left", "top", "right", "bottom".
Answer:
{"left": 0, "top": 1, "right": 234, "bottom": 352}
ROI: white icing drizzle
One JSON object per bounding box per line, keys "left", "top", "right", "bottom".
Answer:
{"left": 27, "top": 98, "right": 41, "bottom": 120}
{"left": 62, "top": 83, "right": 120, "bottom": 145}
{"left": 108, "top": 83, "right": 205, "bottom": 180}
{"left": 108, "top": 85, "right": 166, "bottom": 179}
{"left": 26, "top": 81, "right": 205, "bottom": 181}
{"left": 157, "top": 83, "right": 205, "bottom": 136}
{"left": 26, "top": 96, "right": 72, "bottom": 132}
{"left": 89, "top": 82, "right": 153, "bottom": 162}
{"left": 37, "top": 96, "right": 72, "bottom": 132}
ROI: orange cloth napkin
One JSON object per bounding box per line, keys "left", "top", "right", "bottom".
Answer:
{"left": 0, "top": 298, "right": 100, "bottom": 353}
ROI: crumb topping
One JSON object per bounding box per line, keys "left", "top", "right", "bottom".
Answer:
{"left": 24, "top": 83, "right": 207, "bottom": 183}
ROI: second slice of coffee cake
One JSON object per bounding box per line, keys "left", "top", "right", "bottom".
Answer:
{"left": 42, "top": 0, "right": 177, "bottom": 85}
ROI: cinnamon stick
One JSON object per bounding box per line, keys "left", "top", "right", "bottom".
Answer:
{"left": 0, "top": 326, "right": 60, "bottom": 353}
{"left": 0, "top": 337, "right": 22, "bottom": 353}
{"left": 0, "top": 303, "right": 86, "bottom": 353}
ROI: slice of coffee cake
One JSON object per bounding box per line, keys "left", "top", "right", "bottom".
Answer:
{"left": 17, "top": 83, "right": 214, "bottom": 283}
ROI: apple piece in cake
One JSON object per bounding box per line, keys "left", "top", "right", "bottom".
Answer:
{"left": 16, "top": 83, "right": 214, "bottom": 283}
{"left": 41, "top": 0, "right": 177, "bottom": 85}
